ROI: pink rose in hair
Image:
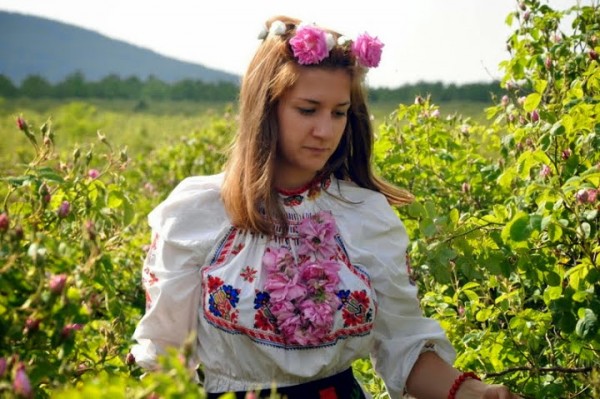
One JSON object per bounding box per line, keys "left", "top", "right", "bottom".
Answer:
{"left": 352, "top": 32, "right": 384, "bottom": 67}
{"left": 289, "top": 25, "right": 330, "bottom": 65}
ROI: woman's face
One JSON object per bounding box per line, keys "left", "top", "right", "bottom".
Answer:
{"left": 275, "top": 67, "right": 351, "bottom": 190}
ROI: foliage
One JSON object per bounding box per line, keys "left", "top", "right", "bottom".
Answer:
{"left": 375, "top": 1, "right": 599, "bottom": 397}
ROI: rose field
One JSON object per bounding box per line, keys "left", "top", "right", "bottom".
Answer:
{"left": 1, "top": 2, "right": 599, "bottom": 398}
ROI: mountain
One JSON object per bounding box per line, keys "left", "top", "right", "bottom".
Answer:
{"left": 0, "top": 11, "right": 240, "bottom": 85}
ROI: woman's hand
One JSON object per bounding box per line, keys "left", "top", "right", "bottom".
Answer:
{"left": 478, "top": 383, "right": 522, "bottom": 399}
{"left": 459, "top": 379, "right": 522, "bottom": 399}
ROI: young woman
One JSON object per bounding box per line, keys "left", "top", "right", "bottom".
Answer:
{"left": 131, "top": 16, "right": 521, "bottom": 399}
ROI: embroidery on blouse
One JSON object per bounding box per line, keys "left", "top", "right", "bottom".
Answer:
{"left": 142, "top": 233, "right": 160, "bottom": 309}
{"left": 337, "top": 289, "right": 373, "bottom": 327}
{"left": 279, "top": 174, "right": 332, "bottom": 207}
{"left": 202, "top": 210, "right": 375, "bottom": 349}
{"left": 240, "top": 266, "right": 257, "bottom": 283}
{"left": 207, "top": 275, "right": 240, "bottom": 323}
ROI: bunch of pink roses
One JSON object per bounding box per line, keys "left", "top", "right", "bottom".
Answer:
{"left": 262, "top": 211, "right": 341, "bottom": 345}
{"left": 287, "top": 24, "right": 384, "bottom": 68}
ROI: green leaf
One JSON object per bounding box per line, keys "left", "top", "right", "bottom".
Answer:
{"left": 37, "top": 166, "right": 65, "bottom": 182}
{"left": 575, "top": 308, "right": 598, "bottom": 339}
{"left": 524, "top": 93, "right": 542, "bottom": 112}
{"left": 108, "top": 190, "right": 124, "bottom": 208}
{"left": 547, "top": 223, "right": 563, "bottom": 242}
{"left": 533, "top": 79, "right": 548, "bottom": 94}
{"left": 407, "top": 201, "right": 426, "bottom": 218}
{"left": 550, "top": 121, "right": 566, "bottom": 136}
{"left": 503, "top": 213, "right": 531, "bottom": 242}
{"left": 546, "top": 271, "right": 561, "bottom": 287}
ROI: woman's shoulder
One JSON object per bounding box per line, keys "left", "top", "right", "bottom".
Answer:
{"left": 148, "top": 173, "right": 228, "bottom": 245}
{"left": 330, "top": 178, "right": 407, "bottom": 237}
{"left": 333, "top": 178, "right": 395, "bottom": 212}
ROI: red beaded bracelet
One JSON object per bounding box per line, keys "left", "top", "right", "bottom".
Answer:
{"left": 448, "top": 371, "right": 481, "bottom": 399}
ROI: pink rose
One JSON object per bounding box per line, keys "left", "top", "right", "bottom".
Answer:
{"left": 49, "top": 274, "right": 68, "bottom": 295}
{"left": 0, "top": 213, "right": 8, "bottom": 231}
{"left": 352, "top": 32, "right": 384, "bottom": 68}
{"left": 13, "top": 363, "right": 33, "bottom": 399}
{"left": 289, "top": 25, "right": 330, "bottom": 65}
{"left": 88, "top": 169, "right": 100, "bottom": 179}
{"left": 262, "top": 246, "right": 295, "bottom": 275}
{"left": 264, "top": 272, "right": 306, "bottom": 302}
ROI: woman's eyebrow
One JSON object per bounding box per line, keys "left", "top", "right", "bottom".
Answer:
{"left": 297, "top": 98, "right": 351, "bottom": 107}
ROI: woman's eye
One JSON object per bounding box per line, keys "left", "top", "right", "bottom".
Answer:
{"left": 298, "top": 108, "right": 315, "bottom": 115}
{"left": 334, "top": 110, "right": 347, "bottom": 118}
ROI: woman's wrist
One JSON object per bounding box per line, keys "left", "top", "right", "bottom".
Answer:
{"left": 455, "top": 378, "right": 487, "bottom": 399}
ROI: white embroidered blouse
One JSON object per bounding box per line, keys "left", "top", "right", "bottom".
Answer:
{"left": 131, "top": 173, "right": 455, "bottom": 397}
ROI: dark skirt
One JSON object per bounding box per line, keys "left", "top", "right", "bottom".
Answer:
{"left": 205, "top": 368, "right": 366, "bottom": 399}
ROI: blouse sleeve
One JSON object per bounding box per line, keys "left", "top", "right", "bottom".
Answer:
{"left": 334, "top": 186, "right": 456, "bottom": 398}
{"left": 131, "top": 174, "right": 227, "bottom": 370}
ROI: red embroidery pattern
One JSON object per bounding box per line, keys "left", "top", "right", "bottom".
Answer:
{"left": 338, "top": 290, "right": 372, "bottom": 327}
{"left": 142, "top": 266, "right": 158, "bottom": 287}
{"left": 240, "top": 266, "right": 257, "bottom": 283}
{"left": 231, "top": 243, "right": 245, "bottom": 256}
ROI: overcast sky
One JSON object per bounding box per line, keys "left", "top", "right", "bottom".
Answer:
{"left": 0, "top": 0, "right": 581, "bottom": 88}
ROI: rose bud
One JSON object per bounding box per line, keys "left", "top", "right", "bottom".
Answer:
{"left": 431, "top": 109, "right": 440, "bottom": 118}
{"left": 531, "top": 110, "right": 540, "bottom": 122}
{"left": 539, "top": 164, "right": 551, "bottom": 178}
{"left": 519, "top": 115, "right": 527, "bottom": 125}
{"left": 0, "top": 357, "right": 6, "bottom": 378}
{"left": 87, "top": 169, "right": 100, "bottom": 179}
{"left": 461, "top": 182, "right": 471, "bottom": 194}
{"left": 12, "top": 225, "right": 24, "bottom": 241}
{"left": 519, "top": 2, "right": 526, "bottom": 11}
{"left": 414, "top": 95, "right": 424, "bottom": 105}
{"left": 508, "top": 114, "right": 515, "bottom": 123}
{"left": 125, "top": 352, "right": 136, "bottom": 366}
{"left": 501, "top": 95, "right": 509, "bottom": 107}
{"left": 545, "top": 56, "right": 552, "bottom": 70}
{"left": 84, "top": 220, "right": 96, "bottom": 241}
{"left": 23, "top": 318, "right": 41, "bottom": 335}
{"left": 587, "top": 189, "right": 598, "bottom": 203}
{"left": 576, "top": 189, "right": 589, "bottom": 203}
{"left": 49, "top": 274, "right": 68, "bottom": 295}
{"left": 0, "top": 213, "right": 8, "bottom": 231}
{"left": 60, "top": 323, "right": 83, "bottom": 340}
{"left": 57, "top": 201, "right": 70, "bottom": 218}
{"left": 523, "top": 10, "right": 531, "bottom": 21}
{"left": 561, "top": 149, "right": 571, "bottom": 160}
{"left": 589, "top": 50, "right": 599, "bottom": 61}
{"left": 13, "top": 363, "right": 33, "bottom": 399}
{"left": 16, "top": 117, "right": 27, "bottom": 131}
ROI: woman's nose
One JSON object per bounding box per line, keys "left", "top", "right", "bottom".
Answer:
{"left": 313, "top": 114, "right": 334, "bottom": 138}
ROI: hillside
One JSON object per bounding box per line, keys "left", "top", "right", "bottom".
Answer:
{"left": 0, "top": 11, "right": 240, "bottom": 84}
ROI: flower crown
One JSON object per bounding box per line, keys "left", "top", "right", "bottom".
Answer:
{"left": 258, "top": 21, "right": 384, "bottom": 68}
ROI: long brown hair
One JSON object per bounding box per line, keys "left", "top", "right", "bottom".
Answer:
{"left": 222, "top": 16, "right": 413, "bottom": 235}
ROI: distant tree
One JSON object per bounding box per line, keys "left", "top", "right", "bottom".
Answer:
{"left": 0, "top": 74, "right": 18, "bottom": 98}
{"left": 19, "top": 75, "right": 52, "bottom": 98}
{"left": 91, "top": 74, "right": 123, "bottom": 98}
{"left": 54, "top": 71, "right": 89, "bottom": 98}
{"left": 123, "top": 76, "right": 143, "bottom": 99}
{"left": 142, "top": 75, "right": 169, "bottom": 100}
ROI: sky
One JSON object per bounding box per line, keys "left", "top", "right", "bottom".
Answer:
{"left": 0, "top": 0, "right": 580, "bottom": 88}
